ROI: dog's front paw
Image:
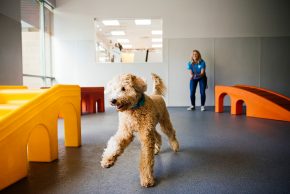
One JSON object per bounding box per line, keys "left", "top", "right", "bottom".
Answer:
{"left": 170, "top": 139, "right": 179, "bottom": 152}
{"left": 140, "top": 177, "right": 155, "bottom": 188}
{"left": 100, "top": 158, "right": 115, "bottom": 168}
{"left": 154, "top": 144, "right": 161, "bottom": 155}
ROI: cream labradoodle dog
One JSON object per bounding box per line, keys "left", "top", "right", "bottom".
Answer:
{"left": 101, "top": 73, "right": 179, "bottom": 187}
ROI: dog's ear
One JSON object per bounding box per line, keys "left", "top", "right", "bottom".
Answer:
{"left": 133, "top": 76, "right": 147, "bottom": 93}
{"left": 128, "top": 74, "right": 136, "bottom": 82}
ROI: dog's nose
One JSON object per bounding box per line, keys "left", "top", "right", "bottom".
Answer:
{"left": 111, "top": 99, "right": 117, "bottom": 104}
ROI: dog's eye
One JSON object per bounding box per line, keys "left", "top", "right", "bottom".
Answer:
{"left": 121, "top": 87, "right": 125, "bottom": 91}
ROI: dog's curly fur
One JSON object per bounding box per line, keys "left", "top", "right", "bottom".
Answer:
{"left": 101, "top": 73, "right": 179, "bottom": 187}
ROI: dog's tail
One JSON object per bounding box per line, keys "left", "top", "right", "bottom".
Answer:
{"left": 151, "top": 73, "right": 166, "bottom": 96}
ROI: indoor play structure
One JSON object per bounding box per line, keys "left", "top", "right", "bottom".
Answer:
{"left": 81, "top": 87, "right": 105, "bottom": 114}
{"left": 0, "top": 85, "right": 81, "bottom": 190}
{"left": 0, "top": 86, "right": 27, "bottom": 89}
{"left": 215, "top": 85, "right": 290, "bottom": 122}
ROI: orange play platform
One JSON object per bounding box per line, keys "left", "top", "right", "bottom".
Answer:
{"left": 0, "top": 85, "right": 81, "bottom": 190}
{"left": 215, "top": 85, "right": 290, "bottom": 122}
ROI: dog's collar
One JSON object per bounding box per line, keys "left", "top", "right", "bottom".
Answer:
{"left": 131, "top": 94, "right": 145, "bottom": 109}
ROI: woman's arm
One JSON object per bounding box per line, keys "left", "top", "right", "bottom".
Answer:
{"left": 199, "top": 60, "right": 206, "bottom": 77}
{"left": 200, "top": 68, "right": 205, "bottom": 76}
{"left": 187, "top": 61, "right": 194, "bottom": 78}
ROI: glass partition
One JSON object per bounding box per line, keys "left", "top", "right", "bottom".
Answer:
{"left": 94, "top": 18, "right": 163, "bottom": 63}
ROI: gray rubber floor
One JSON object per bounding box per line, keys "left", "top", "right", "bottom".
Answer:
{"left": 2, "top": 107, "right": 290, "bottom": 194}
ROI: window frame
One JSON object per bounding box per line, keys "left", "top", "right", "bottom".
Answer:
{"left": 21, "top": 0, "right": 55, "bottom": 88}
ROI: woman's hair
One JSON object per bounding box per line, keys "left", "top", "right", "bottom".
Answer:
{"left": 191, "top": 49, "right": 202, "bottom": 63}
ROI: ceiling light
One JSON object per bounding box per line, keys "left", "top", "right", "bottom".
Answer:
{"left": 102, "top": 20, "right": 120, "bottom": 26}
{"left": 152, "top": 44, "right": 162, "bottom": 48}
{"left": 117, "top": 39, "right": 129, "bottom": 43}
{"left": 152, "top": 38, "right": 162, "bottom": 42}
{"left": 122, "top": 44, "right": 132, "bottom": 48}
{"left": 111, "top": 31, "right": 125, "bottom": 36}
{"left": 135, "top": 19, "right": 151, "bottom": 25}
{"left": 151, "top": 30, "right": 162, "bottom": 35}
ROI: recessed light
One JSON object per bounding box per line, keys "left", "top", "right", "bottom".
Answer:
{"left": 117, "top": 39, "right": 130, "bottom": 43}
{"left": 152, "top": 38, "right": 162, "bottom": 42}
{"left": 102, "top": 20, "right": 120, "bottom": 26}
{"left": 111, "top": 31, "right": 125, "bottom": 36}
{"left": 152, "top": 44, "right": 162, "bottom": 48}
{"left": 123, "top": 44, "right": 132, "bottom": 48}
{"left": 151, "top": 30, "right": 162, "bottom": 35}
{"left": 135, "top": 19, "right": 151, "bottom": 25}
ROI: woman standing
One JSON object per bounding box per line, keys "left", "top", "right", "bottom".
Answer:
{"left": 187, "top": 50, "right": 207, "bottom": 111}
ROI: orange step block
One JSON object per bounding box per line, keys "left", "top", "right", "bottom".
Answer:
{"left": 81, "top": 87, "right": 105, "bottom": 114}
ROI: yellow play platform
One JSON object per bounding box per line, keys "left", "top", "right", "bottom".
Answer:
{"left": 0, "top": 85, "right": 81, "bottom": 190}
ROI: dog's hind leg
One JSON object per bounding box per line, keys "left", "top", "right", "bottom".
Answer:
{"left": 159, "top": 110, "right": 179, "bottom": 152}
{"left": 139, "top": 129, "right": 155, "bottom": 187}
{"left": 101, "top": 129, "right": 134, "bottom": 168}
{"left": 154, "top": 130, "right": 162, "bottom": 155}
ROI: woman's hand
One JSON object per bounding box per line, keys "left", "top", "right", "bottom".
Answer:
{"left": 188, "top": 70, "right": 194, "bottom": 77}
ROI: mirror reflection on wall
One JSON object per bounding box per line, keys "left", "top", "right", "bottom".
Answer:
{"left": 94, "top": 18, "right": 163, "bottom": 63}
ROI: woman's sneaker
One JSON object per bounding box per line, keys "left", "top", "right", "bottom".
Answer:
{"left": 187, "top": 106, "right": 195, "bottom": 111}
{"left": 201, "top": 106, "right": 205, "bottom": 111}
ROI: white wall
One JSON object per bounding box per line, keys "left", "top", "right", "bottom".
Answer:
{"left": 53, "top": 0, "right": 290, "bottom": 106}
{"left": 0, "top": 0, "right": 23, "bottom": 85}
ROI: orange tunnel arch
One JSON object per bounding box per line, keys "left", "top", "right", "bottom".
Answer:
{"left": 27, "top": 124, "right": 53, "bottom": 162}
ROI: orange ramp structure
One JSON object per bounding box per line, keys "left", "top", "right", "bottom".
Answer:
{"left": 215, "top": 85, "right": 290, "bottom": 122}
{"left": 0, "top": 85, "right": 81, "bottom": 190}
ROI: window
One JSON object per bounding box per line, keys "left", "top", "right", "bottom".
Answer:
{"left": 94, "top": 18, "right": 163, "bottom": 63}
{"left": 21, "top": 0, "right": 54, "bottom": 88}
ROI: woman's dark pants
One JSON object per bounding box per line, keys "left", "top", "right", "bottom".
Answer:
{"left": 190, "top": 77, "right": 206, "bottom": 106}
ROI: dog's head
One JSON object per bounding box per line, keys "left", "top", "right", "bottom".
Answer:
{"left": 105, "top": 74, "right": 147, "bottom": 111}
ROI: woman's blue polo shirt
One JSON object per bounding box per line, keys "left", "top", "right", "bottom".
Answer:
{"left": 187, "top": 59, "right": 206, "bottom": 79}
